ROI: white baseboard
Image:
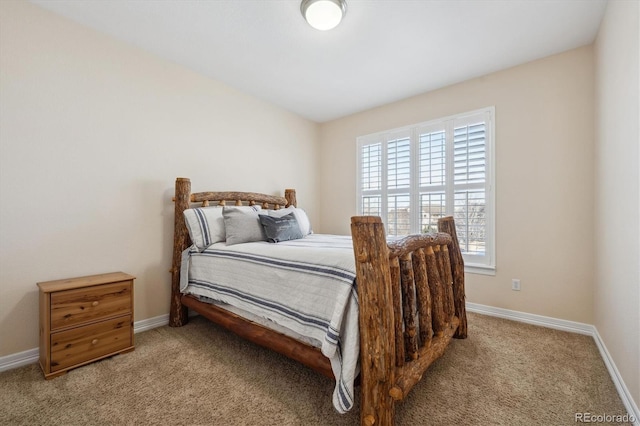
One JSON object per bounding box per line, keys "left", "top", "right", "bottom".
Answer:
{"left": 0, "top": 348, "right": 40, "bottom": 373}
{"left": 467, "top": 302, "right": 639, "bottom": 425}
{"left": 0, "top": 313, "right": 170, "bottom": 373}
{"left": 591, "top": 327, "right": 640, "bottom": 426}
{"left": 466, "top": 302, "right": 594, "bottom": 335}
{"left": 132, "top": 313, "right": 169, "bottom": 333}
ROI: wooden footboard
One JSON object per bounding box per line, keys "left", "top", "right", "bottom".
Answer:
{"left": 170, "top": 177, "right": 467, "bottom": 426}
{"left": 351, "top": 216, "right": 467, "bottom": 426}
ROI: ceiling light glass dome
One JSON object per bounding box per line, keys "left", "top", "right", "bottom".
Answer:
{"left": 301, "top": 0, "right": 347, "bottom": 31}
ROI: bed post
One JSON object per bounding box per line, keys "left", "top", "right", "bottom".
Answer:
{"left": 437, "top": 216, "right": 467, "bottom": 338}
{"left": 284, "top": 189, "right": 297, "bottom": 207}
{"left": 351, "top": 216, "right": 396, "bottom": 426}
{"left": 170, "top": 177, "right": 191, "bottom": 327}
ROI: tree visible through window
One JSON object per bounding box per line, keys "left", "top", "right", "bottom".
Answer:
{"left": 356, "top": 107, "right": 495, "bottom": 270}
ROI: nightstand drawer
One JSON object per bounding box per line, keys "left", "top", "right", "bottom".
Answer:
{"left": 51, "top": 281, "right": 132, "bottom": 330}
{"left": 50, "top": 315, "right": 132, "bottom": 372}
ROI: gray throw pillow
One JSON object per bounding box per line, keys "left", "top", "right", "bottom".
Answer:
{"left": 268, "top": 207, "right": 312, "bottom": 235}
{"left": 223, "top": 206, "right": 265, "bottom": 245}
{"left": 259, "top": 213, "right": 303, "bottom": 243}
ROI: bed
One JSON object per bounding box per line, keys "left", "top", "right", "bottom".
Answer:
{"left": 169, "top": 177, "right": 467, "bottom": 426}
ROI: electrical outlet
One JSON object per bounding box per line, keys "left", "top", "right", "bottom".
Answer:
{"left": 512, "top": 279, "right": 521, "bottom": 291}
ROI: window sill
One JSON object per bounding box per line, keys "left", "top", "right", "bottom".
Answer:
{"left": 464, "top": 264, "right": 496, "bottom": 276}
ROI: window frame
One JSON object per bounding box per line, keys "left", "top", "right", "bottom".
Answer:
{"left": 356, "top": 106, "right": 496, "bottom": 275}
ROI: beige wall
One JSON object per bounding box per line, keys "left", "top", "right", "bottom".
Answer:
{"left": 0, "top": 1, "right": 319, "bottom": 356}
{"left": 594, "top": 0, "right": 640, "bottom": 406}
{"left": 318, "top": 46, "right": 596, "bottom": 324}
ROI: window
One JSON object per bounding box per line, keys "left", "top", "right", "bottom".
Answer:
{"left": 357, "top": 107, "right": 495, "bottom": 273}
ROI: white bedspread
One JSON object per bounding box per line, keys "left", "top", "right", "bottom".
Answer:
{"left": 180, "top": 234, "right": 359, "bottom": 413}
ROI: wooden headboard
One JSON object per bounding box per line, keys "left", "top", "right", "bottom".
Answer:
{"left": 169, "top": 177, "right": 297, "bottom": 326}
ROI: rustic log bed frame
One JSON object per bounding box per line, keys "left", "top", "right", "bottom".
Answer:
{"left": 169, "top": 177, "right": 467, "bottom": 426}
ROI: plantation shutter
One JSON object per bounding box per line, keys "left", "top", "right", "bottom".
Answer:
{"left": 452, "top": 114, "right": 488, "bottom": 257}
{"left": 386, "top": 133, "right": 411, "bottom": 235}
{"left": 359, "top": 140, "right": 382, "bottom": 217}
{"left": 357, "top": 107, "right": 494, "bottom": 271}
{"left": 418, "top": 127, "right": 447, "bottom": 233}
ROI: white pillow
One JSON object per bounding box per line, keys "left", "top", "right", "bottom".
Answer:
{"left": 183, "top": 207, "right": 225, "bottom": 251}
{"left": 268, "top": 207, "right": 312, "bottom": 236}
{"left": 223, "top": 206, "right": 265, "bottom": 246}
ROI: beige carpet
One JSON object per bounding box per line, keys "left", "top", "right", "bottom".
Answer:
{"left": 0, "top": 313, "right": 630, "bottom": 425}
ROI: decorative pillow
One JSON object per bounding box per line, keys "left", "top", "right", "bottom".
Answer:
{"left": 268, "top": 207, "right": 312, "bottom": 236}
{"left": 183, "top": 207, "right": 225, "bottom": 251}
{"left": 223, "top": 206, "right": 265, "bottom": 246}
{"left": 259, "top": 213, "right": 303, "bottom": 243}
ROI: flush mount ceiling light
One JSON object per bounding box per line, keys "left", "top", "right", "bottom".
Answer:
{"left": 301, "top": 0, "right": 347, "bottom": 31}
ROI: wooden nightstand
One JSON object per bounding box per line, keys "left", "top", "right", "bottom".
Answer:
{"left": 37, "top": 272, "right": 135, "bottom": 379}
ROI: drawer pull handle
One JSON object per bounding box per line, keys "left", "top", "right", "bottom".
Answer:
{"left": 91, "top": 339, "right": 99, "bottom": 345}
{"left": 92, "top": 301, "right": 99, "bottom": 307}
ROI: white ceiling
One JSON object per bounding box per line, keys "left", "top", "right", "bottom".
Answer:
{"left": 29, "top": 0, "right": 607, "bottom": 123}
